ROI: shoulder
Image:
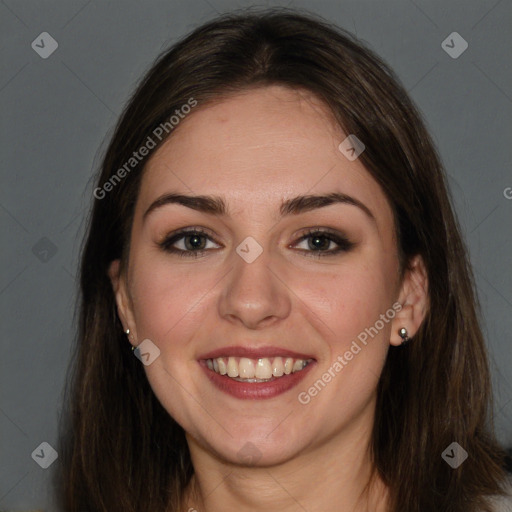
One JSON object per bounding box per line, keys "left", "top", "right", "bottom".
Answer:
{"left": 486, "top": 473, "right": 512, "bottom": 512}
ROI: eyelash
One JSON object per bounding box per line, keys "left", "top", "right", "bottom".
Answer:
{"left": 157, "top": 227, "right": 355, "bottom": 259}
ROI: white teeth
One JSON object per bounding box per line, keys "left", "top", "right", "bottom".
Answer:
{"left": 292, "top": 359, "right": 305, "bottom": 373}
{"left": 239, "top": 357, "right": 255, "bottom": 378}
{"left": 227, "top": 356, "right": 239, "bottom": 377}
{"left": 255, "top": 358, "right": 273, "bottom": 379}
{"left": 206, "top": 356, "right": 312, "bottom": 380}
{"left": 272, "top": 357, "right": 284, "bottom": 377}
{"left": 217, "top": 358, "right": 227, "bottom": 375}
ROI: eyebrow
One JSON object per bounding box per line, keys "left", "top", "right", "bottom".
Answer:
{"left": 143, "top": 192, "right": 375, "bottom": 223}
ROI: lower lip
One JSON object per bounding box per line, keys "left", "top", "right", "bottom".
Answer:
{"left": 199, "top": 360, "right": 316, "bottom": 400}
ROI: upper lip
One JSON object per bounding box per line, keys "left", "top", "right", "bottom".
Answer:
{"left": 198, "top": 345, "right": 316, "bottom": 361}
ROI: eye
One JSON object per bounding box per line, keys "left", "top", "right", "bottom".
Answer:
{"left": 157, "top": 227, "right": 354, "bottom": 259}
{"left": 157, "top": 228, "right": 221, "bottom": 258}
{"left": 292, "top": 228, "right": 355, "bottom": 257}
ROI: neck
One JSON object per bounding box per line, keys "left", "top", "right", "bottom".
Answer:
{"left": 183, "top": 413, "right": 389, "bottom": 512}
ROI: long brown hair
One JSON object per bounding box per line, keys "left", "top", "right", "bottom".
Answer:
{"left": 56, "top": 8, "right": 508, "bottom": 511}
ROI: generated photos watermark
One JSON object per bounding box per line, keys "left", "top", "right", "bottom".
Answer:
{"left": 298, "top": 302, "right": 402, "bottom": 404}
{"left": 442, "top": 442, "right": 468, "bottom": 469}
{"left": 93, "top": 97, "right": 198, "bottom": 200}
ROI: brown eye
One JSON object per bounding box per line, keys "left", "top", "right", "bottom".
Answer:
{"left": 307, "top": 234, "right": 332, "bottom": 251}
{"left": 158, "top": 228, "right": 221, "bottom": 258}
{"left": 293, "top": 229, "right": 355, "bottom": 257}
{"left": 182, "top": 233, "right": 207, "bottom": 251}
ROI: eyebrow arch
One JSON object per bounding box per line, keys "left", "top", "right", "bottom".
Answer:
{"left": 143, "top": 192, "right": 375, "bottom": 222}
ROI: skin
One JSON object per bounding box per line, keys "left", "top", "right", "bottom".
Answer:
{"left": 109, "top": 85, "right": 428, "bottom": 512}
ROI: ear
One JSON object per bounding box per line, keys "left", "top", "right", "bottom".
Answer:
{"left": 390, "top": 254, "right": 429, "bottom": 346}
{"left": 108, "top": 259, "right": 138, "bottom": 347}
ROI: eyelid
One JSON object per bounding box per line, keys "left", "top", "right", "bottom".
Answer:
{"left": 158, "top": 226, "right": 219, "bottom": 244}
{"left": 293, "top": 226, "right": 344, "bottom": 240}
{"left": 291, "top": 227, "right": 355, "bottom": 254}
{"left": 156, "top": 226, "right": 222, "bottom": 256}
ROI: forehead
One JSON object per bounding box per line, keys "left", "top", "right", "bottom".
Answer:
{"left": 137, "top": 85, "right": 393, "bottom": 228}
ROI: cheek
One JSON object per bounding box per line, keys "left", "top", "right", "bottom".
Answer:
{"left": 297, "top": 258, "right": 397, "bottom": 352}
{"left": 128, "top": 252, "right": 220, "bottom": 351}
{"left": 293, "top": 262, "right": 395, "bottom": 419}
{"left": 126, "top": 253, "right": 222, "bottom": 427}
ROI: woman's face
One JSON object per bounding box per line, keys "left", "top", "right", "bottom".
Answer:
{"left": 111, "top": 85, "right": 409, "bottom": 466}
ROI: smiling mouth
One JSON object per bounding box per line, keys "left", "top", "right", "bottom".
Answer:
{"left": 204, "top": 356, "right": 314, "bottom": 382}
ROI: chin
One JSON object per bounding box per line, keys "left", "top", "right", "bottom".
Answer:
{"left": 203, "top": 424, "right": 311, "bottom": 468}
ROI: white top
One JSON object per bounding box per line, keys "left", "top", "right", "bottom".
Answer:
{"left": 487, "top": 474, "right": 512, "bottom": 511}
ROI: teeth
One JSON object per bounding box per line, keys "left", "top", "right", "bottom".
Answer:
{"left": 239, "top": 358, "right": 255, "bottom": 378}
{"left": 255, "top": 358, "right": 272, "bottom": 379}
{"left": 218, "top": 358, "right": 227, "bottom": 375}
{"left": 292, "top": 359, "right": 305, "bottom": 372}
{"left": 206, "top": 356, "right": 312, "bottom": 380}
{"left": 272, "top": 357, "right": 284, "bottom": 377}
{"left": 227, "top": 356, "right": 238, "bottom": 378}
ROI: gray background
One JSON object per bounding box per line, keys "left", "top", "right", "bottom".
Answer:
{"left": 1, "top": 0, "right": 511, "bottom": 509}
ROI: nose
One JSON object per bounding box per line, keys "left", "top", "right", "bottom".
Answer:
{"left": 217, "top": 245, "right": 292, "bottom": 330}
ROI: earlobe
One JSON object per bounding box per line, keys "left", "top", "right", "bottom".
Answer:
{"left": 390, "top": 255, "right": 429, "bottom": 346}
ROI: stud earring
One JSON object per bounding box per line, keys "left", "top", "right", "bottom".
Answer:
{"left": 398, "top": 327, "right": 410, "bottom": 346}
{"left": 125, "top": 328, "right": 136, "bottom": 351}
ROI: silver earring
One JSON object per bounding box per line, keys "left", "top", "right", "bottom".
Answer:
{"left": 398, "top": 327, "right": 410, "bottom": 345}
{"left": 125, "top": 329, "right": 136, "bottom": 351}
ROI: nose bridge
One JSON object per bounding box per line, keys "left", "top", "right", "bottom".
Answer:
{"left": 218, "top": 240, "right": 291, "bottom": 328}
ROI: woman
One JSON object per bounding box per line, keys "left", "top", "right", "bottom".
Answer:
{"left": 56, "top": 9, "right": 512, "bottom": 512}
